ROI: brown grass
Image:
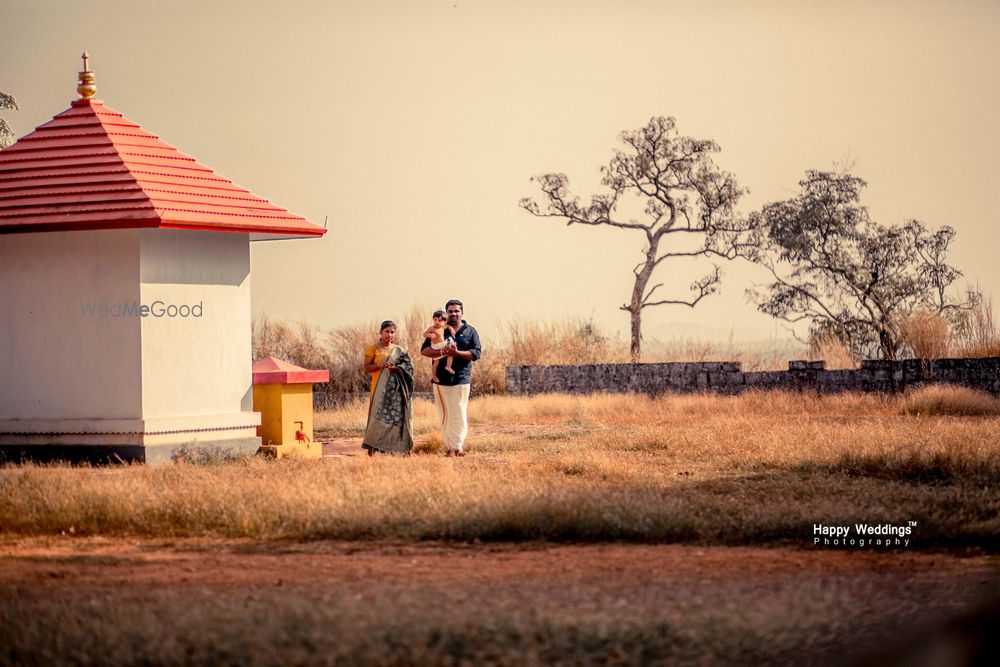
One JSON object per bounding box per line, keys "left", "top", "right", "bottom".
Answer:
{"left": 952, "top": 292, "right": 1000, "bottom": 358}
{"left": 253, "top": 310, "right": 633, "bottom": 400}
{"left": 314, "top": 395, "right": 441, "bottom": 436}
{"left": 254, "top": 295, "right": 1000, "bottom": 406}
{"left": 898, "top": 309, "right": 951, "bottom": 360}
{"left": 900, "top": 384, "right": 1000, "bottom": 417}
{"left": 649, "top": 330, "right": 804, "bottom": 372}
{"left": 1, "top": 391, "right": 998, "bottom": 548}
{"left": 809, "top": 333, "right": 859, "bottom": 369}
{"left": 3, "top": 390, "right": 999, "bottom": 665}
{"left": 253, "top": 310, "right": 818, "bottom": 402}
{"left": 504, "top": 318, "right": 628, "bottom": 365}
{"left": 805, "top": 294, "right": 1000, "bottom": 363}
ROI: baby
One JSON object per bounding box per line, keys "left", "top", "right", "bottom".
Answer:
{"left": 424, "top": 309, "right": 456, "bottom": 378}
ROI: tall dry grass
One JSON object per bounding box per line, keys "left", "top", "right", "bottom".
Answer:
{"left": 898, "top": 309, "right": 952, "bottom": 360}
{"left": 952, "top": 292, "right": 1000, "bottom": 358}
{"left": 808, "top": 295, "right": 1000, "bottom": 364}
{"left": 2, "top": 391, "right": 998, "bottom": 547}
{"left": 646, "top": 331, "right": 802, "bottom": 372}
{"left": 504, "top": 318, "right": 628, "bottom": 365}
{"left": 809, "top": 333, "right": 859, "bottom": 370}
{"left": 254, "top": 310, "right": 816, "bottom": 402}
{"left": 900, "top": 384, "right": 1000, "bottom": 417}
{"left": 254, "top": 296, "right": 999, "bottom": 405}
{"left": 254, "top": 307, "right": 448, "bottom": 400}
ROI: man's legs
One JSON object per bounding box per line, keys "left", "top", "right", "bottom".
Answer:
{"left": 434, "top": 383, "right": 470, "bottom": 453}
{"left": 451, "top": 383, "right": 470, "bottom": 452}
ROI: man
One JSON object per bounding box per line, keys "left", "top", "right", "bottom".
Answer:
{"left": 421, "top": 299, "right": 481, "bottom": 456}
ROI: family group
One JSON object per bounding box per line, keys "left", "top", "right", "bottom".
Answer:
{"left": 361, "top": 299, "right": 482, "bottom": 456}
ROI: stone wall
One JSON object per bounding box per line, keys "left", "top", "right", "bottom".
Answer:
{"left": 505, "top": 358, "right": 1000, "bottom": 396}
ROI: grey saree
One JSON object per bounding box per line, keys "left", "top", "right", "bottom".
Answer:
{"left": 362, "top": 344, "right": 414, "bottom": 455}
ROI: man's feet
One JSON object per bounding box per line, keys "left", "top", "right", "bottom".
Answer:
{"left": 453, "top": 449, "right": 466, "bottom": 457}
{"left": 444, "top": 450, "right": 454, "bottom": 457}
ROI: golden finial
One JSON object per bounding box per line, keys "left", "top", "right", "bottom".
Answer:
{"left": 77, "top": 51, "right": 97, "bottom": 99}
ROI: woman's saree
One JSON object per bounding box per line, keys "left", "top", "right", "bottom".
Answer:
{"left": 362, "top": 345, "right": 414, "bottom": 455}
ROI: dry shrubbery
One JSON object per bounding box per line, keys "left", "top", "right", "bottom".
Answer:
{"left": 951, "top": 292, "right": 1000, "bottom": 358}
{"left": 253, "top": 299, "right": 999, "bottom": 406}
{"left": 809, "top": 333, "right": 859, "bottom": 370}
{"left": 897, "top": 310, "right": 951, "bottom": 360}
{"left": 901, "top": 384, "right": 1000, "bottom": 417}
{"left": 805, "top": 294, "right": 1000, "bottom": 365}
{"left": 253, "top": 309, "right": 812, "bottom": 402}
{"left": 895, "top": 294, "right": 1000, "bottom": 360}
{"left": 2, "top": 391, "right": 998, "bottom": 547}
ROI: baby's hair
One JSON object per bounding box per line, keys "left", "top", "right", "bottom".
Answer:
{"left": 379, "top": 320, "right": 396, "bottom": 331}
{"left": 433, "top": 310, "right": 446, "bottom": 319}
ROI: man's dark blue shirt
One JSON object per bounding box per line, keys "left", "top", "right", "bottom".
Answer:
{"left": 421, "top": 320, "right": 481, "bottom": 386}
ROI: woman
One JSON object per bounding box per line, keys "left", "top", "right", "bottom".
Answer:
{"left": 362, "top": 320, "right": 414, "bottom": 455}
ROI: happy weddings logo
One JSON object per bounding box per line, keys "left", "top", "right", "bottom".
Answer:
{"left": 813, "top": 521, "right": 916, "bottom": 548}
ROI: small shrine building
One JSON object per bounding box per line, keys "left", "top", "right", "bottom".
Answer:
{"left": 0, "top": 55, "right": 326, "bottom": 463}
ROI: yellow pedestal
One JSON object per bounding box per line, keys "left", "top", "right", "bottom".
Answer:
{"left": 252, "top": 383, "right": 320, "bottom": 459}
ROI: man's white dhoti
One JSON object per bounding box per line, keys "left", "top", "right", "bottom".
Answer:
{"left": 433, "top": 383, "right": 470, "bottom": 452}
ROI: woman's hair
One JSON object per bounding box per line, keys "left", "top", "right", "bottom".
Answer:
{"left": 379, "top": 320, "right": 396, "bottom": 332}
{"left": 433, "top": 310, "right": 445, "bottom": 319}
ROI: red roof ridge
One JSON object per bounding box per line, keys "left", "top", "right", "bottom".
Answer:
{"left": 0, "top": 97, "right": 325, "bottom": 239}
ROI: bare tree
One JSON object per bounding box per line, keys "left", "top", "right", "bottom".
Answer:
{"left": 520, "top": 116, "right": 759, "bottom": 361}
{"left": 0, "top": 91, "right": 17, "bottom": 149}
{"left": 748, "top": 170, "right": 971, "bottom": 359}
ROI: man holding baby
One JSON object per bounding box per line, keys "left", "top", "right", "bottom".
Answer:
{"left": 421, "top": 299, "right": 481, "bottom": 457}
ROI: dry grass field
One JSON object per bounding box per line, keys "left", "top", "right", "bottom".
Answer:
{"left": 1, "top": 387, "right": 999, "bottom": 545}
{"left": 253, "top": 297, "right": 1000, "bottom": 400}
{"left": 2, "top": 385, "right": 999, "bottom": 665}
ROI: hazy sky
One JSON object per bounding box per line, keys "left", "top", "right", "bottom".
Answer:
{"left": 3, "top": 0, "right": 998, "bottom": 348}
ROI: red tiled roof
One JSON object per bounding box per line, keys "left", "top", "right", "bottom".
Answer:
{"left": 252, "top": 356, "right": 330, "bottom": 385}
{"left": 0, "top": 99, "right": 326, "bottom": 238}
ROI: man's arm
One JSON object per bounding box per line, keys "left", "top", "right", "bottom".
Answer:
{"left": 445, "top": 327, "right": 481, "bottom": 361}
{"left": 467, "top": 327, "right": 481, "bottom": 360}
{"left": 446, "top": 348, "right": 475, "bottom": 361}
{"left": 420, "top": 337, "right": 443, "bottom": 359}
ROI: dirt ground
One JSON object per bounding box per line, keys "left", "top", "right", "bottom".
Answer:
{"left": 2, "top": 537, "right": 998, "bottom": 665}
